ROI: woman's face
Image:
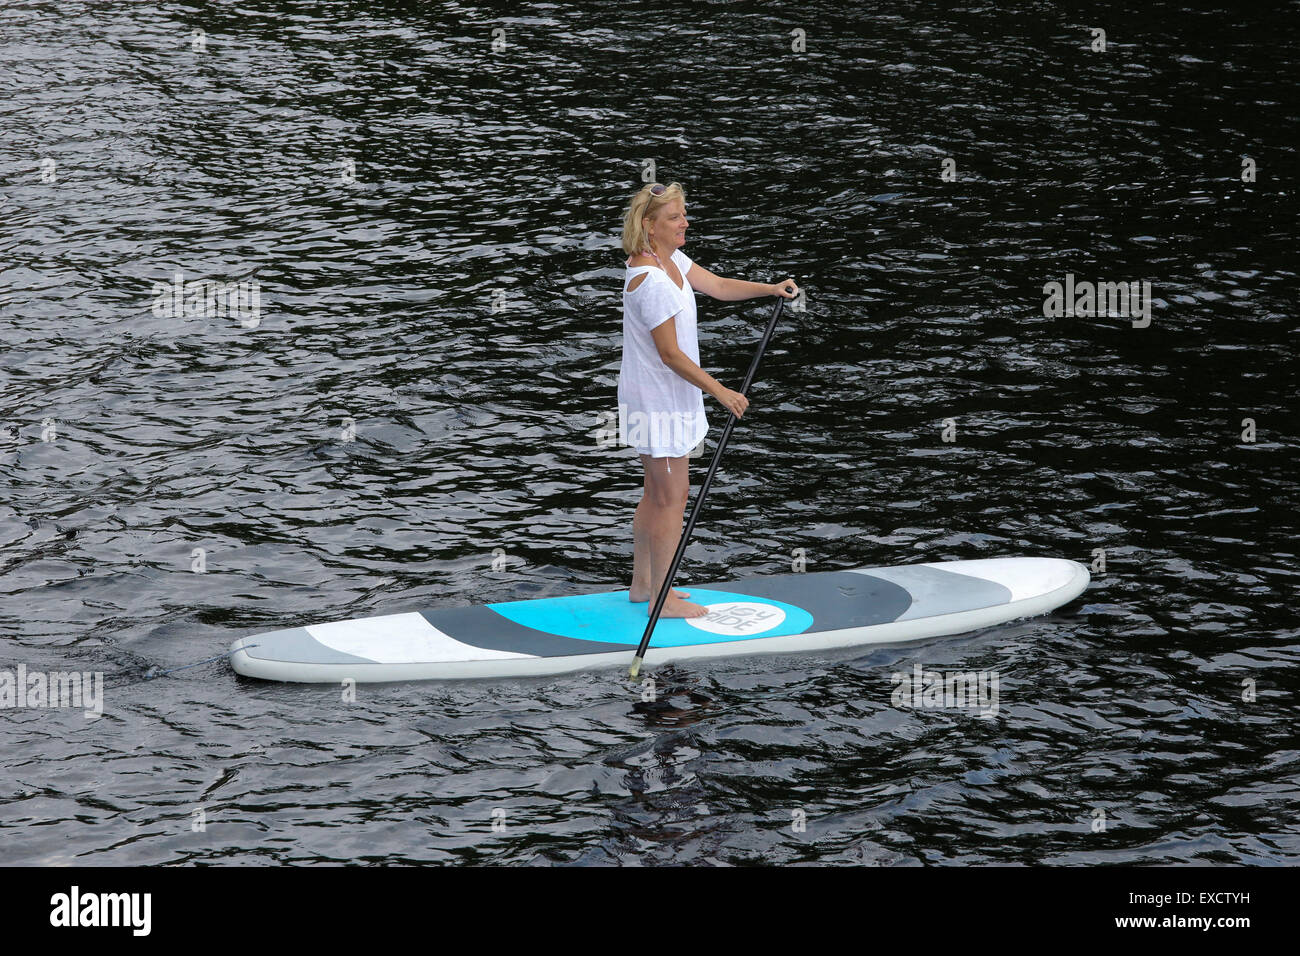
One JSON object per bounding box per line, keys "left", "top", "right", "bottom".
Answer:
{"left": 644, "top": 198, "right": 688, "bottom": 252}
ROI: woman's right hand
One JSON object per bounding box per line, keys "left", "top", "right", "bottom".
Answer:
{"left": 715, "top": 387, "right": 749, "bottom": 419}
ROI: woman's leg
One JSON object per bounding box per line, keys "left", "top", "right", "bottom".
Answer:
{"left": 630, "top": 485, "right": 688, "bottom": 600}
{"left": 629, "top": 466, "right": 655, "bottom": 597}
{"left": 631, "top": 454, "right": 690, "bottom": 600}
{"left": 629, "top": 454, "right": 706, "bottom": 617}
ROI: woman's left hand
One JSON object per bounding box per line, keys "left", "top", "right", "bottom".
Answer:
{"left": 771, "top": 279, "right": 799, "bottom": 299}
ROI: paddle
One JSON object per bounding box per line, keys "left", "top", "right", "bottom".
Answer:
{"left": 628, "top": 291, "right": 790, "bottom": 680}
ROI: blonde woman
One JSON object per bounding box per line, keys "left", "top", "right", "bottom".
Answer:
{"left": 618, "top": 182, "right": 798, "bottom": 618}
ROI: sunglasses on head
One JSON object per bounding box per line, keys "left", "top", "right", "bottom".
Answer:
{"left": 643, "top": 184, "right": 674, "bottom": 218}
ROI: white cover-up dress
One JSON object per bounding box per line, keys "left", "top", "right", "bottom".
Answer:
{"left": 617, "top": 248, "right": 709, "bottom": 458}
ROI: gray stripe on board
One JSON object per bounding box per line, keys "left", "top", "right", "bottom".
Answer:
{"left": 705, "top": 570, "right": 912, "bottom": 630}
{"left": 422, "top": 604, "right": 636, "bottom": 658}
{"left": 847, "top": 565, "right": 1012, "bottom": 620}
{"left": 241, "top": 627, "right": 378, "bottom": 665}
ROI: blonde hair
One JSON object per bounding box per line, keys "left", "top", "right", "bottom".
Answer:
{"left": 620, "top": 182, "right": 686, "bottom": 258}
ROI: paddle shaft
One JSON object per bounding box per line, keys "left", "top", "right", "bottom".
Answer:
{"left": 628, "top": 294, "right": 788, "bottom": 678}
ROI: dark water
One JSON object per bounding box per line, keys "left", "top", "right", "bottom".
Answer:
{"left": 1, "top": 0, "right": 1296, "bottom": 865}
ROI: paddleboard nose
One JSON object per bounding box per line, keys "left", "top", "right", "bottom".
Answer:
{"left": 926, "top": 557, "right": 1089, "bottom": 602}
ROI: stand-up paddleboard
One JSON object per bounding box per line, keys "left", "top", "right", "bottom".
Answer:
{"left": 229, "top": 557, "right": 1088, "bottom": 683}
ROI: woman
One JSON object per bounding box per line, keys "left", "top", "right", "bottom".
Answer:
{"left": 618, "top": 182, "right": 798, "bottom": 618}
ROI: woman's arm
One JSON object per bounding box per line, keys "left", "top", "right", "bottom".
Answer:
{"left": 651, "top": 318, "right": 749, "bottom": 419}
{"left": 686, "top": 264, "right": 798, "bottom": 302}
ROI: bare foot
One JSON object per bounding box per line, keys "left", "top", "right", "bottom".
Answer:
{"left": 628, "top": 586, "right": 690, "bottom": 602}
{"left": 655, "top": 597, "right": 709, "bottom": 619}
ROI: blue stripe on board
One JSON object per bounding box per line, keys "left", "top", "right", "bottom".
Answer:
{"left": 485, "top": 588, "right": 815, "bottom": 647}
